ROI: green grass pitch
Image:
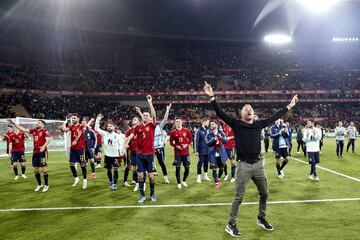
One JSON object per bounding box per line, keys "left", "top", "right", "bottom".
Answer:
{"left": 1, "top": 138, "right": 360, "bottom": 240}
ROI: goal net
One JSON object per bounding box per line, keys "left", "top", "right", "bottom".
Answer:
{"left": 0, "top": 117, "right": 66, "bottom": 157}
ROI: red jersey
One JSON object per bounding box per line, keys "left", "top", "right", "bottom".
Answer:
{"left": 10, "top": 132, "right": 26, "bottom": 153}
{"left": 170, "top": 128, "right": 193, "bottom": 156}
{"left": 4, "top": 131, "right": 16, "bottom": 153}
{"left": 68, "top": 124, "right": 85, "bottom": 151}
{"left": 95, "top": 130, "right": 102, "bottom": 146}
{"left": 223, "top": 124, "right": 235, "bottom": 150}
{"left": 125, "top": 127, "right": 138, "bottom": 152}
{"left": 134, "top": 122, "right": 155, "bottom": 155}
{"left": 29, "top": 128, "right": 50, "bottom": 153}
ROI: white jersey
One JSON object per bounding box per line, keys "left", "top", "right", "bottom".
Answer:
{"left": 303, "top": 127, "right": 322, "bottom": 152}
{"left": 335, "top": 126, "right": 346, "bottom": 141}
{"left": 95, "top": 120, "right": 125, "bottom": 157}
{"left": 347, "top": 126, "right": 357, "bottom": 139}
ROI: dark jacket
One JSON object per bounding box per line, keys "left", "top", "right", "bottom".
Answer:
{"left": 85, "top": 128, "right": 97, "bottom": 151}
{"left": 194, "top": 127, "right": 209, "bottom": 156}
{"left": 270, "top": 124, "right": 290, "bottom": 151}
{"left": 206, "top": 130, "right": 228, "bottom": 164}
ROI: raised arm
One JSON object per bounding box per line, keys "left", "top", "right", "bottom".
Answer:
{"left": 7, "top": 119, "right": 30, "bottom": 133}
{"left": 159, "top": 103, "right": 171, "bottom": 129}
{"left": 147, "top": 95, "right": 157, "bottom": 124}
{"left": 203, "top": 82, "right": 237, "bottom": 127}
{"left": 260, "top": 95, "right": 298, "bottom": 128}
{"left": 134, "top": 106, "right": 144, "bottom": 120}
{"left": 94, "top": 114, "right": 107, "bottom": 136}
{"left": 87, "top": 118, "right": 95, "bottom": 128}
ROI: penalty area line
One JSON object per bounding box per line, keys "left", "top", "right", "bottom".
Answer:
{"left": 1, "top": 197, "right": 360, "bottom": 212}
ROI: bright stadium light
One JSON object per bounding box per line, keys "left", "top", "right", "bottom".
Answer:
{"left": 264, "top": 34, "right": 292, "bottom": 44}
{"left": 296, "top": 0, "right": 341, "bottom": 13}
{"left": 332, "top": 37, "right": 359, "bottom": 43}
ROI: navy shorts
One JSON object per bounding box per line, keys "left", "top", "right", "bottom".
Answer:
{"left": 276, "top": 148, "right": 289, "bottom": 159}
{"left": 95, "top": 144, "right": 102, "bottom": 155}
{"left": 129, "top": 151, "right": 137, "bottom": 166}
{"left": 104, "top": 156, "right": 120, "bottom": 169}
{"left": 136, "top": 154, "right": 155, "bottom": 173}
{"left": 12, "top": 152, "right": 26, "bottom": 163}
{"left": 308, "top": 152, "right": 320, "bottom": 164}
{"left": 32, "top": 151, "right": 48, "bottom": 168}
{"left": 85, "top": 150, "right": 95, "bottom": 161}
{"left": 70, "top": 150, "right": 85, "bottom": 163}
{"left": 210, "top": 156, "right": 224, "bottom": 169}
{"left": 175, "top": 155, "right": 191, "bottom": 167}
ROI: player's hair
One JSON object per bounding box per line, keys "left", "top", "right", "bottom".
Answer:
{"left": 175, "top": 116, "right": 182, "bottom": 120}
{"left": 72, "top": 113, "right": 81, "bottom": 119}
{"left": 83, "top": 116, "right": 90, "bottom": 122}
{"left": 201, "top": 118, "right": 209, "bottom": 123}
{"left": 210, "top": 119, "right": 219, "bottom": 126}
{"left": 38, "top": 120, "right": 46, "bottom": 126}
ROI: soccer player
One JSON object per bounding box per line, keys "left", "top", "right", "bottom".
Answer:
{"left": 82, "top": 117, "right": 97, "bottom": 179}
{"left": 194, "top": 118, "right": 211, "bottom": 183}
{"left": 95, "top": 115, "right": 125, "bottom": 190}
{"left": 9, "top": 119, "right": 51, "bottom": 192}
{"left": 124, "top": 116, "right": 142, "bottom": 190}
{"left": 335, "top": 121, "right": 346, "bottom": 158}
{"left": 206, "top": 120, "right": 228, "bottom": 189}
{"left": 223, "top": 122, "right": 236, "bottom": 182}
{"left": 3, "top": 125, "right": 16, "bottom": 167}
{"left": 270, "top": 119, "right": 291, "bottom": 179}
{"left": 303, "top": 120, "right": 322, "bottom": 181}
{"left": 170, "top": 117, "right": 193, "bottom": 189}
{"left": 153, "top": 103, "right": 172, "bottom": 184}
{"left": 9, "top": 128, "right": 27, "bottom": 180}
{"left": 61, "top": 113, "right": 88, "bottom": 189}
{"left": 124, "top": 95, "right": 157, "bottom": 203}
{"left": 296, "top": 125, "right": 306, "bottom": 156}
{"left": 204, "top": 81, "right": 298, "bottom": 236}
{"left": 285, "top": 122, "right": 294, "bottom": 156}
{"left": 346, "top": 122, "right": 357, "bottom": 153}
{"left": 86, "top": 117, "right": 103, "bottom": 169}
{"left": 262, "top": 127, "right": 270, "bottom": 153}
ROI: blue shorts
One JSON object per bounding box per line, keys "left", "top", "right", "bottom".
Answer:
{"left": 175, "top": 155, "right": 190, "bottom": 167}
{"left": 32, "top": 151, "right": 48, "bottom": 168}
{"left": 209, "top": 156, "right": 224, "bottom": 169}
{"left": 85, "top": 150, "right": 95, "bottom": 161}
{"left": 276, "top": 148, "right": 289, "bottom": 159}
{"left": 70, "top": 150, "right": 85, "bottom": 163}
{"left": 129, "top": 151, "right": 137, "bottom": 166}
{"left": 104, "top": 156, "right": 120, "bottom": 169}
{"left": 95, "top": 144, "right": 102, "bottom": 155}
{"left": 12, "top": 152, "right": 26, "bottom": 163}
{"left": 308, "top": 152, "right": 320, "bottom": 164}
{"left": 136, "top": 154, "right": 155, "bottom": 173}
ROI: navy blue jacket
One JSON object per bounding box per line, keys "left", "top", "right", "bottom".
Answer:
{"left": 194, "top": 127, "right": 209, "bottom": 156}
{"left": 270, "top": 124, "right": 290, "bottom": 151}
{"left": 85, "top": 128, "right": 97, "bottom": 151}
{"left": 206, "top": 130, "right": 229, "bottom": 164}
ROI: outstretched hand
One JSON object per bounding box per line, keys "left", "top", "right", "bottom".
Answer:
{"left": 288, "top": 95, "right": 298, "bottom": 109}
{"left": 96, "top": 114, "right": 103, "bottom": 121}
{"left": 203, "top": 81, "right": 214, "bottom": 97}
{"left": 166, "top": 103, "right": 172, "bottom": 111}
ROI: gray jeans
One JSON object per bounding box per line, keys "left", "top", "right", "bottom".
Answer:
{"left": 228, "top": 159, "right": 268, "bottom": 224}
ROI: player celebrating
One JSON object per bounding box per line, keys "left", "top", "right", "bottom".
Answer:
{"left": 335, "top": 121, "right": 346, "bottom": 158}
{"left": 9, "top": 128, "right": 27, "bottom": 180}
{"left": 303, "top": 120, "right": 322, "bottom": 181}
{"left": 170, "top": 117, "right": 193, "bottom": 189}
{"left": 95, "top": 115, "right": 125, "bottom": 190}
{"left": 82, "top": 117, "right": 97, "bottom": 179}
{"left": 3, "top": 125, "right": 16, "bottom": 167}
{"left": 61, "top": 113, "right": 88, "bottom": 189}
{"left": 222, "top": 122, "right": 236, "bottom": 183}
{"left": 194, "top": 118, "right": 211, "bottom": 183}
{"left": 206, "top": 120, "right": 228, "bottom": 189}
{"left": 9, "top": 119, "right": 50, "bottom": 192}
{"left": 124, "top": 95, "right": 157, "bottom": 203}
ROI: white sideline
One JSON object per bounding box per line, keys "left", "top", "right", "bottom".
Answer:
{"left": 1, "top": 197, "right": 360, "bottom": 212}
{"left": 290, "top": 156, "right": 360, "bottom": 183}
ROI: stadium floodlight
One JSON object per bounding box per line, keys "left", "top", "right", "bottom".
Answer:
{"left": 264, "top": 34, "right": 292, "bottom": 44}
{"left": 296, "top": 0, "right": 341, "bottom": 13}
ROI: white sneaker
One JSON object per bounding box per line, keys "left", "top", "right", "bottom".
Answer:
{"left": 177, "top": 183, "right": 182, "bottom": 189}
{"left": 123, "top": 181, "right": 131, "bottom": 187}
{"left": 42, "top": 185, "right": 49, "bottom": 192}
{"left": 297, "top": 151, "right": 300, "bottom": 154}
{"left": 153, "top": 172, "right": 159, "bottom": 176}
{"left": 230, "top": 177, "right": 236, "bottom": 183}
{"left": 181, "top": 181, "right": 188, "bottom": 187}
{"left": 34, "top": 185, "right": 43, "bottom": 192}
{"left": 131, "top": 180, "right": 136, "bottom": 184}
{"left": 72, "top": 177, "right": 80, "bottom": 187}
{"left": 82, "top": 179, "right": 88, "bottom": 189}
{"left": 203, "top": 174, "right": 211, "bottom": 181}
{"left": 224, "top": 175, "right": 229, "bottom": 181}
{"left": 280, "top": 170, "right": 285, "bottom": 177}
{"left": 95, "top": 164, "right": 102, "bottom": 169}
{"left": 14, "top": 175, "right": 19, "bottom": 180}
{"left": 133, "top": 183, "right": 139, "bottom": 192}
{"left": 196, "top": 175, "right": 202, "bottom": 183}
{"left": 164, "top": 176, "right": 170, "bottom": 184}
{"left": 277, "top": 175, "right": 283, "bottom": 179}
{"left": 308, "top": 175, "right": 315, "bottom": 180}
{"left": 314, "top": 176, "right": 320, "bottom": 181}
{"left": 21, "top": 174, "right": 27, "bottom": 179}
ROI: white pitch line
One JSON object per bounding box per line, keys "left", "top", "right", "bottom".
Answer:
{"left": 290, "top": 156, "right": 360, "bottom": 183}
{"left": 1, "top": 197, "right": 360, "bottom": 212}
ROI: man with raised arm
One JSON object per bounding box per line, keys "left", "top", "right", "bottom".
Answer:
{"left": 203, "top": 81, "right": 298, "bottom": 237}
